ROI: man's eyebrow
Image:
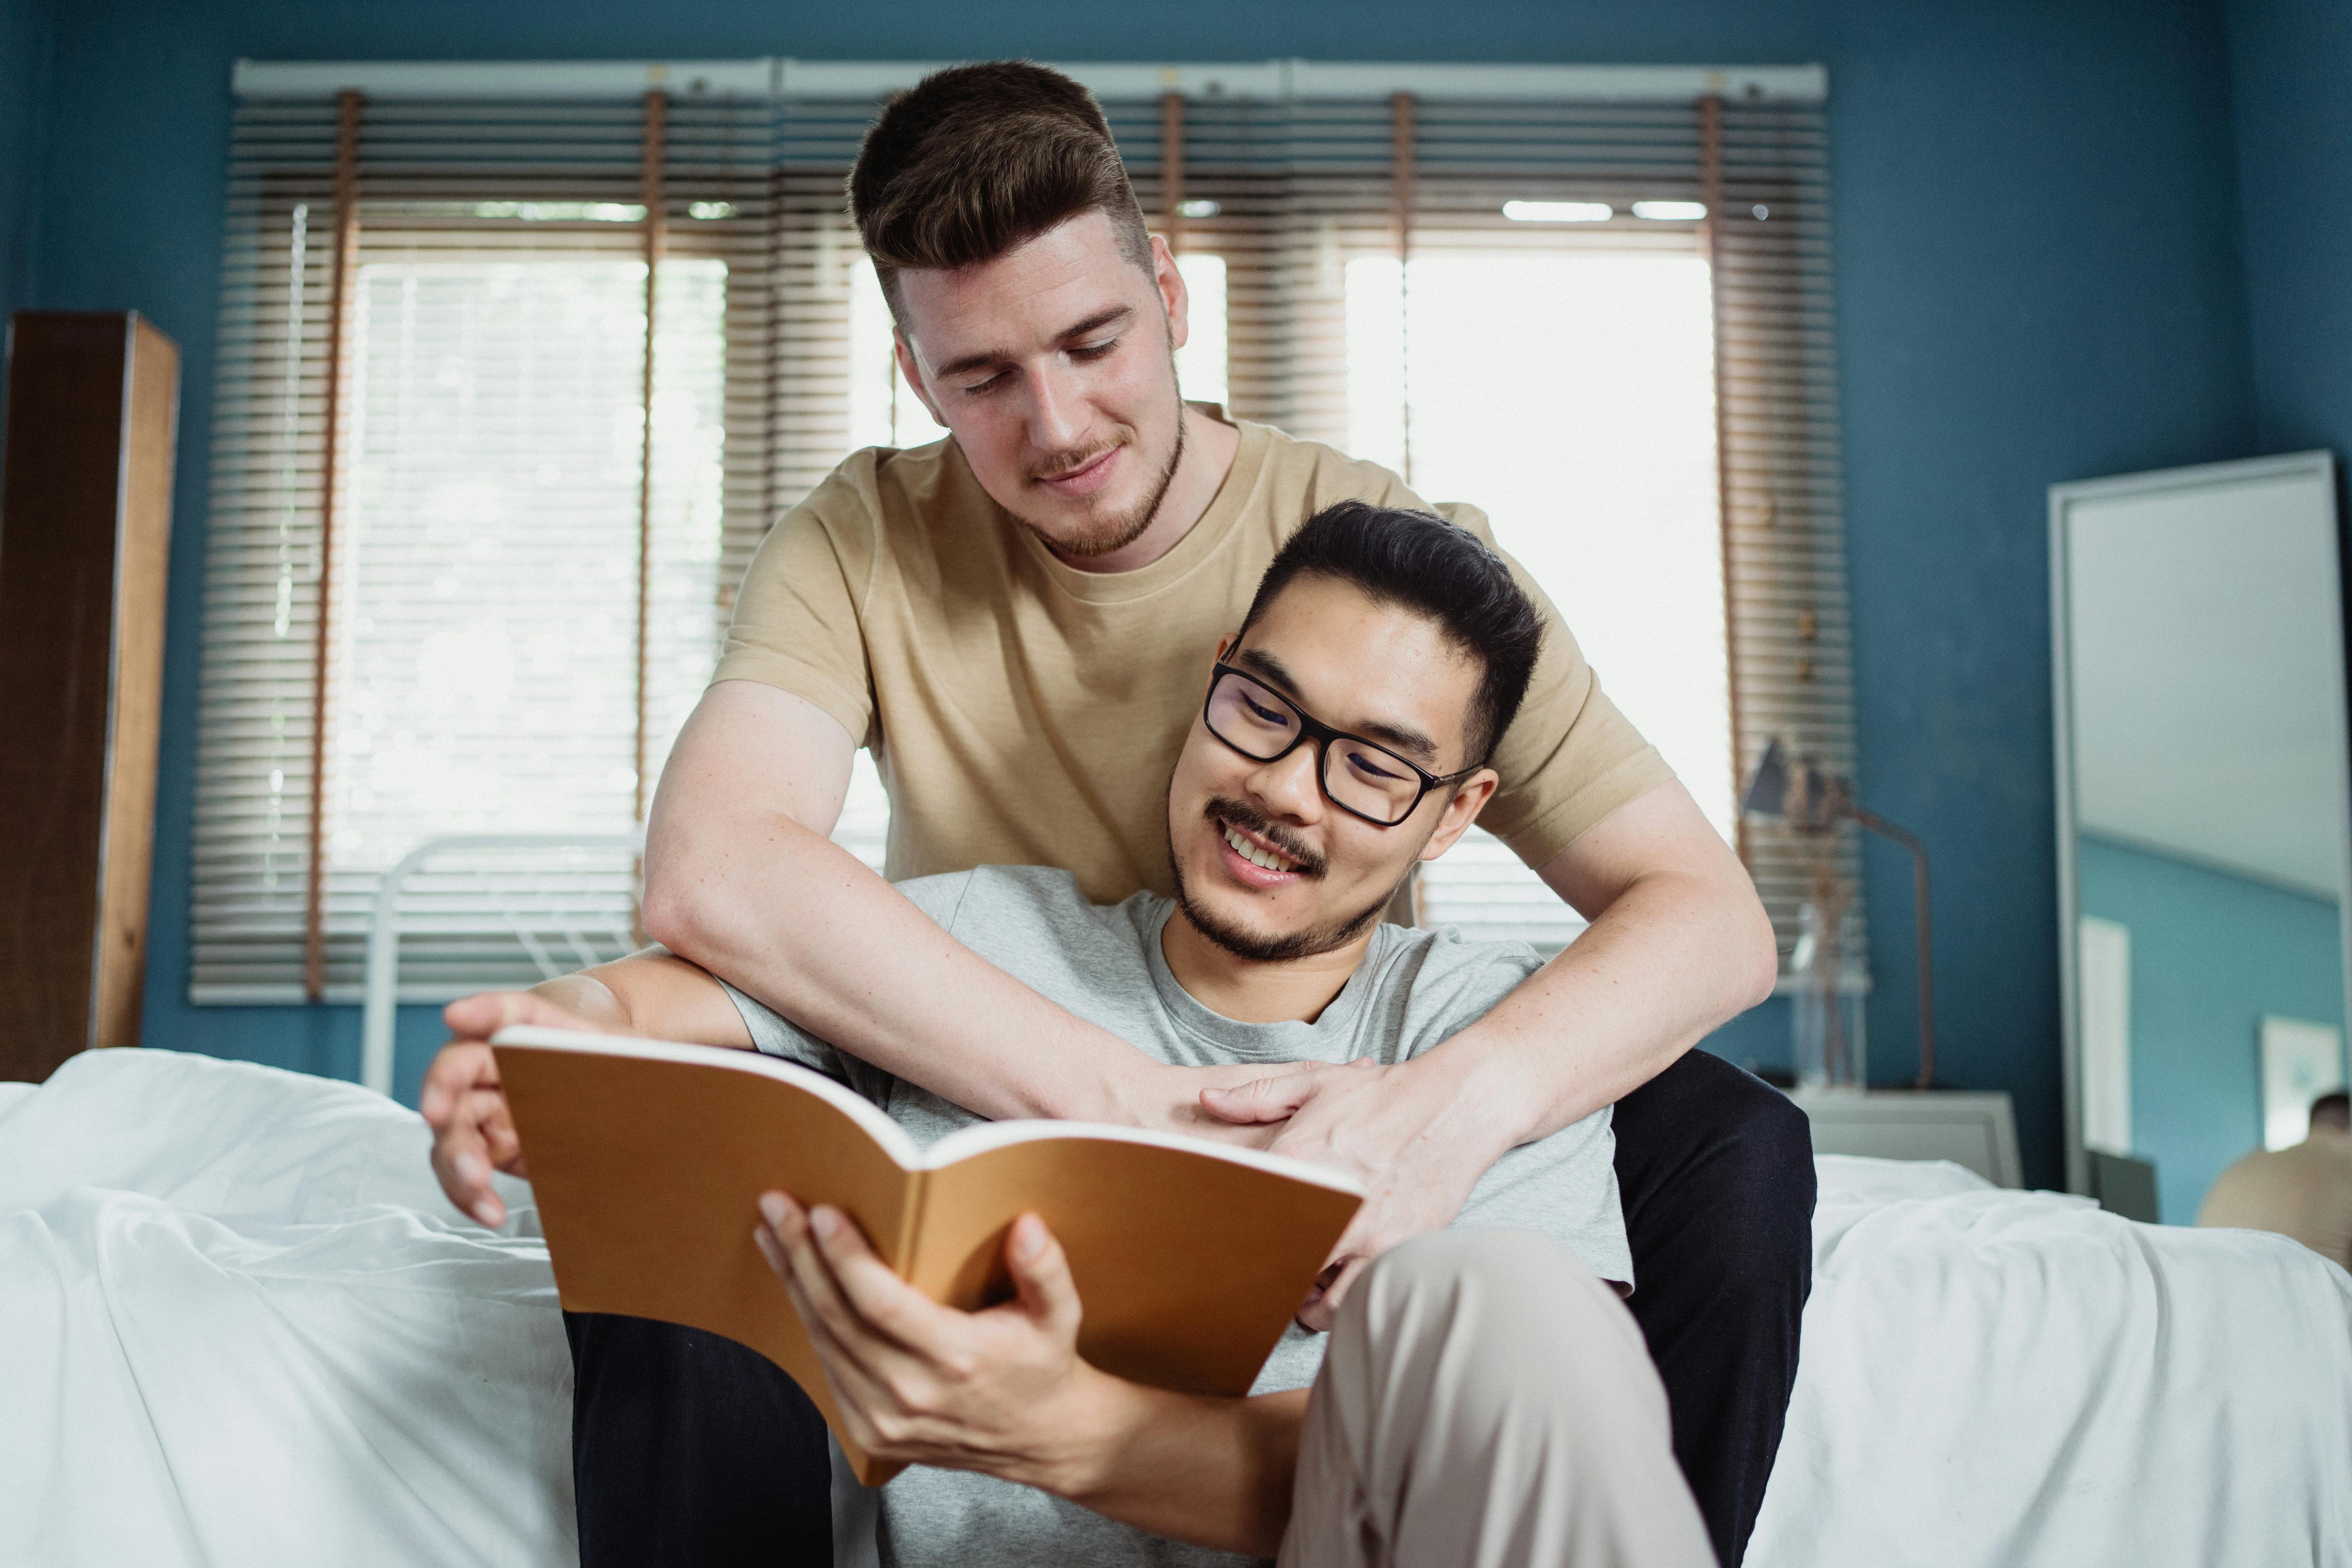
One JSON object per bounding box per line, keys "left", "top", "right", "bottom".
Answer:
{"left": 1233, "top": 646, "right": 1443, "bottom": 766}
{"left": 930, "top": 305, "right": 1136, "bottom": 382}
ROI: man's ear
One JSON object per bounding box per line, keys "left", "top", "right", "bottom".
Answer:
{"left": 1152, "top": 232, "right": 1191, "bottom": 353}
{"left": 892, "top": 331, "right": 947, "bottom": 427}
{"left": 1201, "top": 634, "right": 1236, "bottom": 703}
{"left": 1418, "top": 769, "right": 1500, "bottom": 863}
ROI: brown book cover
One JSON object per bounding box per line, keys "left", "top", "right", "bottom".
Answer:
{"left": 491, "top": 1026, "right": 1364, "bottom": 1485}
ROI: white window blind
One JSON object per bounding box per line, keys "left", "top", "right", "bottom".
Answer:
{"left": 200, "top": 66, "right": 1852, "bottom": 1002}
{"left": 199, "top": 91, "right": 779, "bottom": 1000}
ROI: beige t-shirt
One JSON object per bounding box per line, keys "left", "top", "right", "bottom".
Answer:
{"left": 714, "top": 415, "right": 1674, "bottom": 904}
{"left": 2197, "top": 1133, "right": 2352, "bottom": 1270}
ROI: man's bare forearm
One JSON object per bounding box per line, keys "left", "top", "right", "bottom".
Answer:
{"left": 529, "top": 973, "right": 630, "bottom": 1031}
{"left": 646, "top": 809, "right": 1158, "bottom": 1123}
{"left": 1422, "top": 867, "right": 1777, "bottom": 1156}
{"left": 642, "top": 682, "right": 1166, "bottom": 1124}
{"left": 1039, "top": 1378, "right": 1305, "bottom": 1557}
{"left": 1407, "top": 786, "right": 1780, "bottom": 1156}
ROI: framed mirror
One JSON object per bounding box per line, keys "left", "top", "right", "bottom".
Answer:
{"left": 2051, "top": 450, "right": 2351, "bottom": 1220}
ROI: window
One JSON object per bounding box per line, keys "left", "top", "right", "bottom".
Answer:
{"left": 331, "top": 257, "right": 727, "bottom": 867}
{"left": 201, "top": 65, "right": 1851, "bottom": 1000}
{"left": 1343, "top": 249, "right": 1729, "bottom": 944}
{"left": 198, "top": 93, "right": 775, "bottom": 999}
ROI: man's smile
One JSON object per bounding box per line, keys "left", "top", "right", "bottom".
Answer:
{"left": 1032, "top": 442, "right": 1123, "bottom": 498}
{"left": 1208, "top": 802, "right": 1323, "bottom": 888}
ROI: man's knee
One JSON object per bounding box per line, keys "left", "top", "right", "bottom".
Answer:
{"left": 1713, "top": 1066, "right": 1816, "bottom": 1252}
{"left": 1618, "top": 1051, "right": 1816, "bottom": 1282}
{"left": 565, "top": 1313, "right": 834, "bottom": 1568}
{"left": 1347, "top": 1232, "right": 1657, "bottom": 1398}
{"left": 1721, "top": 1063, "right": 1813, "bottom": 1183}
{"left": 1332, "top": 1231, "right": 1678, "bottom": 1474}
{"left": 566, "top": 1311, "right": 827, "bottom": 1457}
{"left": 1356, "top": 1227, "right": 1596, "bottom": 1309}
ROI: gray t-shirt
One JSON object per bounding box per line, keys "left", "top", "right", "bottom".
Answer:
{"left": 723, "top": 865, "right": 1629, "bottom": 1568}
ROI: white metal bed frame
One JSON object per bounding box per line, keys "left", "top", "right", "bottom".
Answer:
{"left": 358, "top": 832, "right": 644, "bottom": 1097}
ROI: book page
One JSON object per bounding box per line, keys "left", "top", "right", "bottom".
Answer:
{"left": 924, "top": 1116, "right": 1366, "bottom": 1195}
{"left": 910, "top": 1137, "right": 1362, "bottom": 1398}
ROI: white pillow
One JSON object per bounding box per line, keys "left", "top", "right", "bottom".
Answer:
{"left": 1813, "top": 1153, "right": 1994, "bottom": 1206}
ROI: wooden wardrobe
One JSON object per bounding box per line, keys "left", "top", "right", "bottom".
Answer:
{"left": 0, "top": 312, "right": 180, "bottom": 1081}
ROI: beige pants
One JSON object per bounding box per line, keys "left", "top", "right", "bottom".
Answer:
{"left": 1281, "top": 1230, "right": 1717, "bottom": 1568}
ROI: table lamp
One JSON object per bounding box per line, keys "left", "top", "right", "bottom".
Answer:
{"left": 1740, "top": 739, "right": 1939, "bottom": 1091}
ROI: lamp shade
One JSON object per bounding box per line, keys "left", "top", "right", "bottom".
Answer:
{"left": 1741, "top": 738, "right": 1792, "bottom": 820}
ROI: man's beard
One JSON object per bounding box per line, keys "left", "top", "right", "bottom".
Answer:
{"left": 1168, "top": 798, "right": 1403, "bottom": 964}
{"left": 1012, "top": 395, "right": 1188, "bottom": 560}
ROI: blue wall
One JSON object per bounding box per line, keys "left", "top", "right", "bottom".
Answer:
{"left": 5, "top": 1, "right": 2285, "bottom": 1183}
{"left": 2077, "top": 835, "right": 2346, "bottom": 1223}
{"left": 0, "top": 0, "right": 55, "bottom": 355}
{"left": 2225, "top": 0, "right": 2352, "bottom": 462}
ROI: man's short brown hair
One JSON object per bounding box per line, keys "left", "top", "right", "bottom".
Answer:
{"left": 848, "top": 61, "right": 1155, "bottom": 316}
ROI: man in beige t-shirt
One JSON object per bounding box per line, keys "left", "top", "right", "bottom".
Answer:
{"left": 2199, "top": 1091, "right": 2352, "bottom": 1269}
{"left": 425, "top": 61, "right": 1808, "bottom": 1567}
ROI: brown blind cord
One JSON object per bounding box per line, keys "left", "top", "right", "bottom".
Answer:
{"left": 303, "top": 88, "right": 361, "bottom": 1002}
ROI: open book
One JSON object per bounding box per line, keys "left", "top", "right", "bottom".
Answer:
{"left": 490, "top": 1026, "right": 1365, "bottom": 1485}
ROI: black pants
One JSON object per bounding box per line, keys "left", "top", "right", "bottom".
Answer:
{"left": 1611, "top": 1048, "right": 1816, "bottom": 1566}
{"left": 565, "top": 1048, "right": 1814, "bottom": 1568}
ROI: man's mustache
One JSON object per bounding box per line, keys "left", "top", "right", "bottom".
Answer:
{"left": 1027, "top": 436, "right": 1124, "bottom": 483}
{"left": 1205, "top": 798, "right": 1326, "bottom": 878}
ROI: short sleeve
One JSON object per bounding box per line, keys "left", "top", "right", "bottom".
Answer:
{"left": 718, "top": 978, "right": 840, "bottom": 1074}
{"left": 710, "top": 463, "right": 882, "bottom": 747}
{"left": 889, "top": 870, "right": 978, "bottom": 933}
{"left": 1431, "top": 501, "right": 1678, "bottom": 869}
{"left": 1387, "top": 928, "right": 1547, "bottom": 1061}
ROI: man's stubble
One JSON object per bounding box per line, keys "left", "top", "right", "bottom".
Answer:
{"left": 1167, "top": 800, "right": 1406, "bottom": 965}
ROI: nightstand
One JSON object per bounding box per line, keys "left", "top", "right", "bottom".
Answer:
{"left": 1788, "top": 1089, "right": 2023, "bottom": 1188}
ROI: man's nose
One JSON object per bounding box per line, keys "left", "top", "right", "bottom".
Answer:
{"left": 1025, "top": 360, "right": 1087, "bottom": 453}
{"left": 1247, "top": 743, "right": 1326, "bottom": 823}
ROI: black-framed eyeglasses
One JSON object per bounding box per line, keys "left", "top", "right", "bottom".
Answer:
{"left": 1202, "top": 661, "right": 1483, "bottom": 828}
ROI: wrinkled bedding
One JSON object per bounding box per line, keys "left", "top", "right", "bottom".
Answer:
{"left": 0, "top": 1050, "right": 570, "bottom": 1567}
{"left": 4, "top": 1050, "right": 2350, "bottom": 1567}
{"left": 1750, "top": 1156, "right": 2352, "bottom": 1566}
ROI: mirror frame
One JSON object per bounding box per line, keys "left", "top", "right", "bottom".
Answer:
{"left": 2049, "top": 449, "right": 2350, "bottom": 1197}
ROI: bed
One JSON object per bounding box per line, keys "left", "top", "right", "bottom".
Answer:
{"left": 5, "top": 1048, "right": 2349, "bottom": 1566}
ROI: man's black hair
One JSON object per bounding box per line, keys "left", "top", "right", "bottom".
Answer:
{"left": 2314, "top": 1090, "right": 2350, "bottom": 1133}
{"left": 1236, "top": 501, "right": 1546, "bottom": 766}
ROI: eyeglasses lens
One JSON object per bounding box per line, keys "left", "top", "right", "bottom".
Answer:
{"left": 1206, "top": 671, "right": 1299, "bottom": 758}
{"left": 1322, "top": 739, "right": 1420, "bottom": 824}
{"left": 1207, "top": 671, "right": 1421, "bottom": 825}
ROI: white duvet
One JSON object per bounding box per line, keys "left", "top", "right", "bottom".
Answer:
{"left": 4, "top": 1049, "right": 2350, "bottom": 1567}
{"left": 0, "top": 1049, "right": 570, "bottom": 1566}
{"left": 1750, "top": 1157, "right": 2352, "bottom": 1566}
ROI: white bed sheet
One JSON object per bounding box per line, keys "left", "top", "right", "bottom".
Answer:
{"left": 5, "top": 1051, "right": 2350, "bottom": 1567}
{"left": 1751, "top": 1156, "right": 2352, "bottom": 1567}
{"left": 0, "top": 1048, "right": 572, "bottom": 1567}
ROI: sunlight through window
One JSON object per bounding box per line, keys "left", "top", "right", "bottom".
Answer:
{"left": 333, "top": 259, "right": 729, "bottom": 873}
{"left": 1174, "top": 252, "right": 1228, "bottom": 410}
{"left": 1348, "top": 251, "right": 1730, "bottom": 944}
{"left": 847, "top": 258, "right": 951, "bottom": 452}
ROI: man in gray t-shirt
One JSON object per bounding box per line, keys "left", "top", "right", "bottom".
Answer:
{"left": 720, "top": 860, "right": 1628, "bottom": 1565}
{"left": 430, "top": 503, "right": 1710, "bottom": 1567}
